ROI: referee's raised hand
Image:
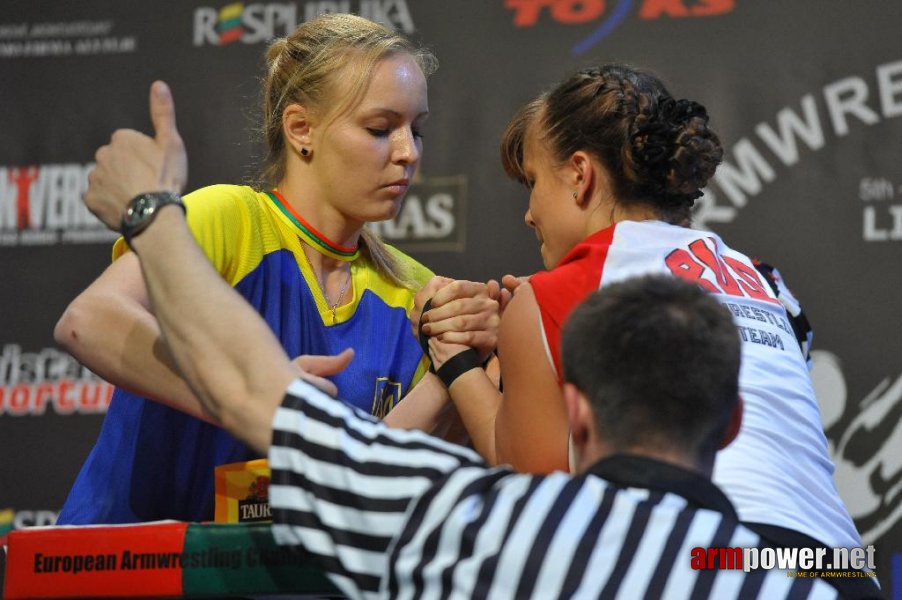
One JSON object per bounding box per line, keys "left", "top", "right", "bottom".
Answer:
{"left": 85, "top": 81, "right": 188, "bottom": 231}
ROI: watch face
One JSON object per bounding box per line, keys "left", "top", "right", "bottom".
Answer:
{"left": 125, "top": 195, "right": 155, "bottom": 227}
{"left": 122, "top": 192, "right": 183, "bottom": 242}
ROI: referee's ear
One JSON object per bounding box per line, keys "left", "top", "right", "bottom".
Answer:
{"left": 718, "top": 396, "right": 744, "bottom": 450}
{"left": 563, "top": 382, "right": 593, "bottom": 455}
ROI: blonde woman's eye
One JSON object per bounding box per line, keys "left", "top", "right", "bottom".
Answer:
{"left": 367, "top": 128, "right": 389, "bottom": 137}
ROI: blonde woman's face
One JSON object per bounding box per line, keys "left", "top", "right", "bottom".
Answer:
{"left": 310, "top": 52, "right": 429, "bottom": 226}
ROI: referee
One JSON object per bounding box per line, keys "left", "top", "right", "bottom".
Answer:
{"left": 81, "top": 82, "right": 842, "bottom": 599}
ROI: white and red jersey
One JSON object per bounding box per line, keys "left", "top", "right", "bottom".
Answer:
{"left": 529, "top": 219, "right": 862, "bottom": 549}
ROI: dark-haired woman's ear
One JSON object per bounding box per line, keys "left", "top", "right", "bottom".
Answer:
{"left": 568, "top": 151, "right": 597, "bottom": 206}
{"left": 282, "top": 103, "right": 314, "bottom": 155}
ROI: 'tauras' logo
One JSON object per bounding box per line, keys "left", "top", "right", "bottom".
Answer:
{"left": 366, "top": 175, "right": 468, "bottom": 253}
{"left": 504, "top": 0, "right": 735, "bottom": 55}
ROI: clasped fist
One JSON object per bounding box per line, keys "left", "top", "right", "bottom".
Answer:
{"left": 415, "top": 277, "right": 503, "bottom": 363}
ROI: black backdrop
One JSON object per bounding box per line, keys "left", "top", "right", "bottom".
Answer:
{"left": 1, "top": 1, "right": 900, "bottom": 594}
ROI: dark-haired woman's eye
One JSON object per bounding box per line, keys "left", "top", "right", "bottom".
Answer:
{"left": 412, "top": 128, "right": 424, "bottom": 140}
{"left": 367, "top": 128, "right": 390, "bottom": 137}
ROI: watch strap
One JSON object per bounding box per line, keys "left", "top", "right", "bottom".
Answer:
{"left": 122, "top": 191, "right": 186, "bottom": 246}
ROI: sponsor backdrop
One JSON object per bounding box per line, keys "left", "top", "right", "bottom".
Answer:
{"left": 1, "top": 0, "right": 900, "bottom": 593}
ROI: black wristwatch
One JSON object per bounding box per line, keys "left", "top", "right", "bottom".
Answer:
{"left": 121, "top": 191, "right": 186, "bottom": 245}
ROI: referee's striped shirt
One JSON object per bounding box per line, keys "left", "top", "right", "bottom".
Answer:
{"left": 268, "top": 380, "right": 838, "bottom": 599}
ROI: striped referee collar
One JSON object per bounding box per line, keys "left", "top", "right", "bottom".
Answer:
{"left": 586, "top": 454, "right": 738, "bottom": 520}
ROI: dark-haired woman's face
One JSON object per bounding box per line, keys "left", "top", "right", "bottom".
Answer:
{"left": 522, "top": 128, "right": 587, "bottom": 269}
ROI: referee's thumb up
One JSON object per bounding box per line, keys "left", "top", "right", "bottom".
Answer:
{"left": 148, "top": 80, "right": 188, "bottom": 192}
{"left": 150, "top": 81, "right": 178, "bottom": 142}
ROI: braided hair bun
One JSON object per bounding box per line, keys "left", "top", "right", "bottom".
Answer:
{"left": 630, "top": 96, "right": 722, "bottom": 210}
{"left": 501, "top": 64, "right": 723, "bottom": 224}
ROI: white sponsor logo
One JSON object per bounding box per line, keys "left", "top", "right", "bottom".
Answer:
{"left": 695, "top": 59, "right": 902, "bottom": 229}
{"left": 0, "top": 164, "right": 118, "bottom": 246}
{"left": 0, "top": 20, "right": 136, "bottom": 58}
{"left": 811, "top": 350, "right": 902, "bottom": 545}
{"left": 192, "top": 0, "right": 415, "bottom": 47}
{"left": 12, "top": 510, "right": 59, "bottom": 528}
{"left": 367, "top": 175, "right": 467, "bottom": 252}
{"left": 859, "top": 176, "right": 902, "bottom": 241}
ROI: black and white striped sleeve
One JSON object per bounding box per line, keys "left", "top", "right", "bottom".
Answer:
{"left": 267, "top": 378, "right": 485, "bottom": 599}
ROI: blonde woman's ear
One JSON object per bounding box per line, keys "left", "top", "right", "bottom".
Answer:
{"left": 282, "top": 103, "right": 313, "bottom": 150}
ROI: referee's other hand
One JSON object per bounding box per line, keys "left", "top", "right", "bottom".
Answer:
{"left": 291, "top": 349, "right": 355, "bottom": 397}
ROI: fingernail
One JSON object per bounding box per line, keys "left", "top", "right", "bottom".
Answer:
{"left": 422, "top": 324, "right": 431, "bottom": 334}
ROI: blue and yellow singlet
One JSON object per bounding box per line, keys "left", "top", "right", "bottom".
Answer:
{"left": 58, "top": 185, "right": 431, "bottom": 524}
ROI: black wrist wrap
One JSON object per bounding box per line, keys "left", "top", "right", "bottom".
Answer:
{"left": 436, "top": 348, "right": 482, "bottom": 388}
{"left": 418, "top": 298, "right": 436, "bottom": 374}
{"left": 418, "top": 297, "right": 483, "bottom": 386}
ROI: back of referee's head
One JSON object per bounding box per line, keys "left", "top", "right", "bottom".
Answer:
{"left": 561, "top": 274, "right": 742, "bottom": 473}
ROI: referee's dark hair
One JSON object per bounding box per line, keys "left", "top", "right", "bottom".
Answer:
{"left": 561, "top": 275, "right": 741, "bottom": 460}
